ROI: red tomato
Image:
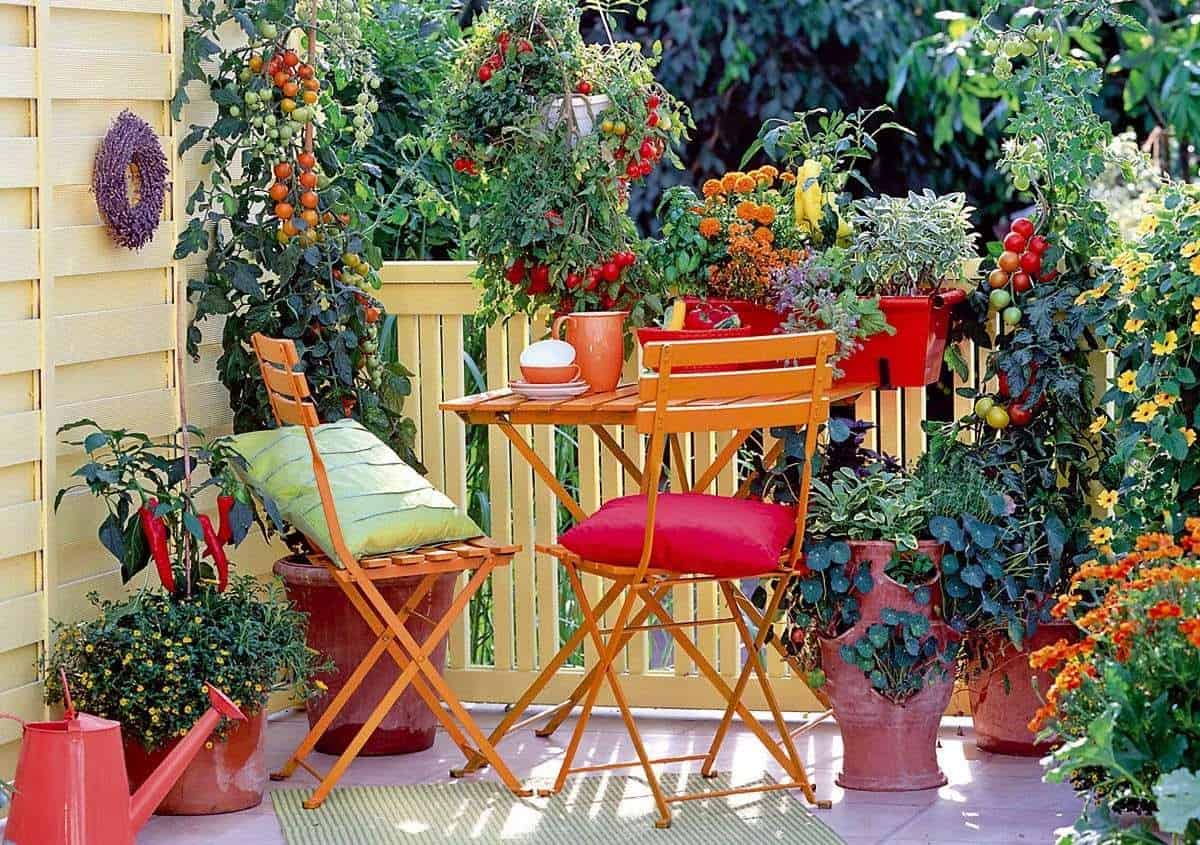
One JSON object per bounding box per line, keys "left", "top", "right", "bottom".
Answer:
{"left": 1008, "top": 404, "right": 1033, "bottom": 427}
{"left": 646, "top": 111, "right": 660, "bottom": 127}
{"left": 1019, "top": 251, "right": 1042, "bottom": 275}
{"left": 1011, "top": 217, "right": 1035, "bottom": 238}
{"left": 478, "top": 64, "right": 493, "bottom": 83}
{"left": 639, "top": 140, "right": 655, "bottom": 159}
{"left": 518, "top": 39, "right": 533, "bottom": 53}
{"left": 601, "top": 262, "right": 620, "bottom": 283}
{"left": 1003, "top": 232, "right": 1027, "bottom": 253}
{"left": 998, "top": 251, "right": 1021, "bottom": 273}
{"left": 646, "top": 94, "right": 661, "bottom": 109}
{"left": 299, "top": 171, "right": 317, "bottom": 189}
{"left": 1027, "top": 235, "right": 1049, "bottom": 254}
{"left": 529, "top": 264, "right": 550, "bottom": 289}
{"left": 283, "top": 50, "right": 300, "bottom": 68}
{"left": 565, "top": 272, "right": 582, "bottom": 290}
{"left": 625, "top": 160, "right": 640, "bottom": 179}
{"left": 585, "top": 268, "right": 601, "bottom": 291}
{"left": 988, "top": 269, "right": 1010, "bottom": 289}
{"left": 638, "top": 161, "right": 653, "bottom": 177}
{"left": 505, "top": 259, "right": 527, "bottom": 284}
{"left": 576, "top": 80, "right": 591, "bottom": 95}
{"left": 297, "top": 151, "right": 316, "bottom": 171}
{"left": 1011, "top": 271, "right": 1033, "bottom": 293}
{"left": 269, "top": 182, "right": 289, "bottom": 202}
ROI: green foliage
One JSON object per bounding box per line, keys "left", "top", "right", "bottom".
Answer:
{"left": 358, "top": 1, "right": 470, "bottom": 259}
{"left": 441, "top": 0, "right": 690, "bottom": 322}
{"left": 55, "top": 421, "right": 256, "bottom": 593}
{"left": 808, "top": 467, "right": 930, "bottom": 552}
{"left": 175, "top": 0, "right": 419, "bottom": 467}
{"left": 45, "top": 580, "right": 328, "bottom": 753}
{"left": 839, "top": 610, "right": 959, "bottom": 704}
{"left": 786, "top": 538, "right": 866, "bottom": 640}
{"left": 846, "top": 190, "right": 979, "bottom": 294}
{"left": 1089, "top": 184, "right": 1200, "bottom": 548}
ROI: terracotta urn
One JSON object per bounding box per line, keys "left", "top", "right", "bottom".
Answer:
{"left": 968, "top": 619, "right": 1081, "bottom": 756}
{"left": 847, "top": 539, "right": 944, "bottom": 622}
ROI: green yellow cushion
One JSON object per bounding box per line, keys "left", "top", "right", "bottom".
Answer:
{"left": 227, "top": 419, "right": 480, "bottom": 564}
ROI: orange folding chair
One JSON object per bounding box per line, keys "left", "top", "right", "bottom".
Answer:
{"left": 249, "top": 333, "right": 528, "bottom": 808}
{"left": 536, "top": 331, "right": 836, "bottom": 828}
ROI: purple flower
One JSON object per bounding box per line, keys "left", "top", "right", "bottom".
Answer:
{"left": 93, "top": 111, "right": 168, "bottom": 250}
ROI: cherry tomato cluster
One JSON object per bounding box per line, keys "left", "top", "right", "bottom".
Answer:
{"left": 476, "top": 29, "right": 532, "bottom": 83}
{"left": 602, "top": 95, "right": 667, "bottom": 184}
{"left": 505, "top": 250, "right": 636, "bottom": 301}
{"left": 270, "top": 152, "right": 336, "bottom": 244}
{"left": 452, "top": 156, "right": 479, "bottom": 176}
{"left": 985, "top": 216, "right": 1054, "bottom": 329}
{"left": 974, "top": 364, "right": 1043, "bottom": 430}
{"left": 261, "top": 49, "right": 321, "bottom": 125}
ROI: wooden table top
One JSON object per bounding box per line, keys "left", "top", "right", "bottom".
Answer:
{"left": 440, "top": 381, "right": 874, "bottom": 427}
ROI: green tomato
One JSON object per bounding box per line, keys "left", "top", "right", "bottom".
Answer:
{"left": 244, "top": 91, "right": 259, "bottom": 105}
{"left": 290, "top": 108, "right": 309, "bottom": 123}
{"left": 265, "top": 114, "right": 276, "bottom": 127}
{"left": 1013, "top": 173, "right": 1031, "bottom": 192}
{"left": 239, "top": 69, "right": 252, "bottom": 83}
{"left": 229, "top": 105, "right": 241, "bottom": 117}
{"left": 257, "top": 20, "right": 277, "bottom": 39}
{"left": 986, "top": 405, "right": 1010, "bottom": 430}
{"left": 974, "top": 397, "right": 995, "bottom": 418}
{"left": 1002, "top": 306, "right": 1022, "bottom": 326}
{"left": 1003, "top": 40, "right": 1022, "bottom": 57}
{"left": 989, "top": 289, "right": 1011, "bottom": 310}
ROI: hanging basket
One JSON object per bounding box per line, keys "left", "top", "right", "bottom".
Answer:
{"left": 93, "top": 111, "right": 168, "bottom": 250}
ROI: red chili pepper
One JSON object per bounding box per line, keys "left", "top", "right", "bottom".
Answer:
{"left": 139, "top": 498, "right": 175, "bottom": 593}
{"left": 216, "top": 494, "right": 235, "bottom": 546}
{"left": 199, "top": 514, "right": 230, "bottom": 592}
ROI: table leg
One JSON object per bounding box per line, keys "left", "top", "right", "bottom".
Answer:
{"left": 498, "top": 420, "right": 587, "bottom": 523}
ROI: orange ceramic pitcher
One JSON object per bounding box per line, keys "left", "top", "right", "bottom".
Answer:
{"left": 552, "top": 311, "right": 627, "bottom": 393}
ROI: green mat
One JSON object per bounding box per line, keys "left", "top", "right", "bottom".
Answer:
{"left": 271, "top": 774, "right": 845, "bottom": 844}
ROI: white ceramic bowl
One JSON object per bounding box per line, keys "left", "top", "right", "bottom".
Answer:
{"left": 521, "top": 339, "right": 576, "bottom": 367}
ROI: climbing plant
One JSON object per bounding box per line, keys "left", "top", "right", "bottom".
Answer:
{"left": 172, "top": 0, "right": 419, "bottom": 466}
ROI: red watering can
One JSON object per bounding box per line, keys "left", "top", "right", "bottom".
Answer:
{"left": 2, "top": 672, "right": 246, "bottom": 845}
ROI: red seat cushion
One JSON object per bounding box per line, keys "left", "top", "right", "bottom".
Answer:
{"left": 559, "top": 492, "right": 796, "bottom": 578}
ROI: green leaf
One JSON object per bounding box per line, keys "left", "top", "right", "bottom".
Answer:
{"left": 1153, "top": 769, "right": 1200, "bottom": 835}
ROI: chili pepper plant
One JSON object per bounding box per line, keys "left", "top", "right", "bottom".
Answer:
{"left": 54, "top": 420, "right": 257, "bottom": 595}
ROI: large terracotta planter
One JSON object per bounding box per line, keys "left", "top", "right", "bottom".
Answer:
{"left": 968, "top": 620, "right": 1081, "bottom": 756}
{"left": 847, "top": 539, "right": 944, "bottom": 622}
{"left": 124, "top": 708, "right": 267, "bottom": 815}
{"left": 274, "top": 557, "right": 456, "bottom": 756}
{"left": 821, "top": 629, "right": 954, "bottom": 791}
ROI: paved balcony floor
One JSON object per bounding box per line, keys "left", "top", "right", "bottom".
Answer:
{"left": 139, "top": 707, "right": 1081, "bottom": 844}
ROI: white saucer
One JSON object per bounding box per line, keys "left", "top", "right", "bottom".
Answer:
{"left": 509, "top": 379, "right": 590, "bottom": 399}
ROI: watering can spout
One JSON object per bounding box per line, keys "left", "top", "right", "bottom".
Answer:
{"left": 128, "top": 683, "right": 246, "bottom": 832}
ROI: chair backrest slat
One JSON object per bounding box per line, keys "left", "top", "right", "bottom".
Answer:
{"left": 641, "top": 332, "right": 828, "bottom": 370}
{"left": 638, "top": 365, "right": 817, "bottom": 403}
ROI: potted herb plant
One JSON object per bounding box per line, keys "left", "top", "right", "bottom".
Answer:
{"left": 779, "top": 423, "right": 958, "bottom": 790}
{"left": 47, "top": 421, "right": 323, "bottom": 815}
{"left": 442, "top": 0, "right": 689, "bottom": 330}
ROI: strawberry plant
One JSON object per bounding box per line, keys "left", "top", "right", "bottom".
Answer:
{"left": 172, "top": 0, "right": 419, "bottom": 466}
{"left": 440, "top": 0, "right": 691, "bottom": 323}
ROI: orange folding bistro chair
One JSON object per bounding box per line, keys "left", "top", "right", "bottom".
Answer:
{"left": 537, "top": 331, "right": 836, "bottom": 828}
{"left": 249, "top": 333, "right": 527, "bottom": 808}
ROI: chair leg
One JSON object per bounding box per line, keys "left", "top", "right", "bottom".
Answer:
{"left": 556, "top": 564, "right": 673, "bottom": 829}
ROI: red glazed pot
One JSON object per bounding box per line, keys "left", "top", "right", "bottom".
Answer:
{"left": 836, "top": 289, "right": 966, "bottom": 388}
{"left": 124, "top": 708, "right": 266, "bottom": 815}
{"left": 274, "top": 557, "right": 456, "bottom": 755}
{"left": 820, "top": 628, "right": 955, "bottom": 791}
{"left": 968, "top": 620, "right": 1081, "bottom": 756}
{"left": 847, "top": 540, "right": 944, "bottom": 623}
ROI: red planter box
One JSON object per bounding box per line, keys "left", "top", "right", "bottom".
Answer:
{"left": 836, "top": 289, "right": 965, "bottom": 389}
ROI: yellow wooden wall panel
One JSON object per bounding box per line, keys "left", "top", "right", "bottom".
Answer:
{"left": 0, "top": 318, "right": 38, "bottom": 374}
{"left": 0, "top": 591, "right": 44, "bottom": 654}
{"left": 47, "top": 134, "right": 172, "bottom": 186}
{"left": 50, "top": 0, "right": 166, "bottom": 13}
{"left": 0, "top": 137, "right": 35, "bottom": 187}
{"left": 46, "top": 7, "right": 163, "bottom": 50}
{"left": 0, "top": 682, "right": 42, "bottom": 745}
{"left": 0, "top": 47, "right": 35, "bottom": 98}
{"left": 45, "top": 50, "right": 170, "bottom": 99}
{"left": 0, "top": 500, "right": 41, "bottom": 559}
{"left": 0, "top": 229, "right": 37, "bottom": 282}
{"left": 0, "top": 410, "right": 40, "bottom": 468}
{"left": 52, "top": 303, "right": 174, "bottom": 365}
{"left": 51, "top": 223, "right": 172, "bottom": 275}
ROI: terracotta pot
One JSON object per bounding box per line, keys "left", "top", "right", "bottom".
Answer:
{"left": 820, "top": 628, "right": 955, "bottom": 791}
{"left": 124, "top": 708, "right": 267, "bottom": 815}
{"left": 274, "top": 557, "right": 456, "bottom": 755}
{"left": 552, "top": 311, "right": 627, "bottom": 393}
{"left": 847, "top": 540, "right": 944, "bottom": 623}
{"left": 968, "top": 620, "right": 1081, "bottom": 756}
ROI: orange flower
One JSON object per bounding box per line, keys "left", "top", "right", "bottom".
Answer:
{"left": 1181, "top": 618, "right": 1200, "bottom": 648}
{"left": 1147, "top": 600, "right": 1183, "bottom": 620}
{"left": 720, "top": 172, "right": 743, "bottom": 193}
{"left": 702, "top": 179, "right": 724, "bottom": 198}
{"left": 1051, "top": 592, "right": 1081, "bottom": 618}
{"left": 735, "top": 200, "right": 758, "bottom": 221}
{"left": 734, "top": 175, "right": 758, "bottom": 194}
{"left": 698, "top": 217, "right": 721, "bottom": 239}
{"left": 758, "top": 164, "right": 779, "bottom": 182}
{"left": 756, "top": 205, "right": 777, "bottom": 226}
{"left": 1135, "top": 533, "right": 1184, "bottom": 560}
{"left": 780, "top": 171, "right": 796, "bottom": 184}
{"left": 753, "top": 226, "right": 775, "bottom": 244}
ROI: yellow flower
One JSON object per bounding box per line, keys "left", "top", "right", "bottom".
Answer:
{"left": 1075, "top": 283, "right": 1111, "bottom": 305}
{"left": 85, "top": 644, "right": 94, "bottom": 653}
{"left": 1119, "top": 277, "right": 1139, "bottom": 296}
{"left": 1089, "top": 416, "right": 1107, "bottom": 434}
{"left": 194, "top": 616, "right": 203, "bottom": 625}
{"left": 1192, "top": 296, "right": 1200, "bottom": 310}
{"left": 1095, "top": 490, "right": 1118, "bottom": 509}
{"left": 1090, "top": 526, "right": 1114, "bottom": 546}
{"left": 1192, "top": 312, "right": 1200, "bottom": 335}
{"left": 1124, "top": 318, "right": 1145, "bottom": 333}
{"left": 1117, "top": 371, "right": 1137, "bottom": 393}
{"left": 1191, "top": 255, "right": 1200, "bottom": 275}
{"left": 1182, "top": 240, "right": 1200, "bottom": 259}
{"left": 1152, "top": 331, "right": 1178, "bottom": 356}
{"left": 1185, "top": 428, "right": 1197, "bottom": 447}
{"left": 1135, "top": 214, "right": 1158, "bottom": 236}
{"left": 315, "top": 679, "right": 329, "bottom": 692}
{"left": 1132, "top": 401, "right": 1159, "bottom": 423}
{"left": 1154, "top": 392, "right": 1176, "bottom": 407}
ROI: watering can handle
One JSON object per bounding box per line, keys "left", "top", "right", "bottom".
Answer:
{"left": 60, "top": 667, "right": 76, "bottom": 719}
{"left": 0, "top": 711, "right": 25, "bottom": 727}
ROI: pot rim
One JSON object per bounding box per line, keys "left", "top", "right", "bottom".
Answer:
{"left": 846, "top": 539, "right": 944, "bottom": 591}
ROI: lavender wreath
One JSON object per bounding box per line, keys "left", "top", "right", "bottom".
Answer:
{"left": 93, "top": 111, "right": 168, "bottom": 250}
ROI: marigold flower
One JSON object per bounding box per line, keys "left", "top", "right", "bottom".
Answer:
{"left": 1117, "top": 371, "right": 1137, "bottom": 393}
{"left": 734, "top": 175, "right": 758, "bottom": 194}
{"left": 702, "top": 179, "right": 724, "bottom": 198}
{"left": 735, "top": 201, "right": 758, "bottom": 221}
{"left": 698, "top": 217, "right": 721, "bottom": 239}
{"left": 756, "top": 205, "right": 777, "bottom": 226}
{"left": 780, "top": 171, "right": 796, "bottom": 184}
{"left": 753, "top": 226, "right": 774, "bottom": 244}
{"left": 1181, "top": 618, "right": 1200, "bottom": 648}
{"left": 1090, "top": 526, "right": 1114, "bottom": 546}
{"left": 1147, "top": 600, "right": 1183, "bottom": 621}
{"left": 720, "top": 172, "right": 742, "bottom": 192}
